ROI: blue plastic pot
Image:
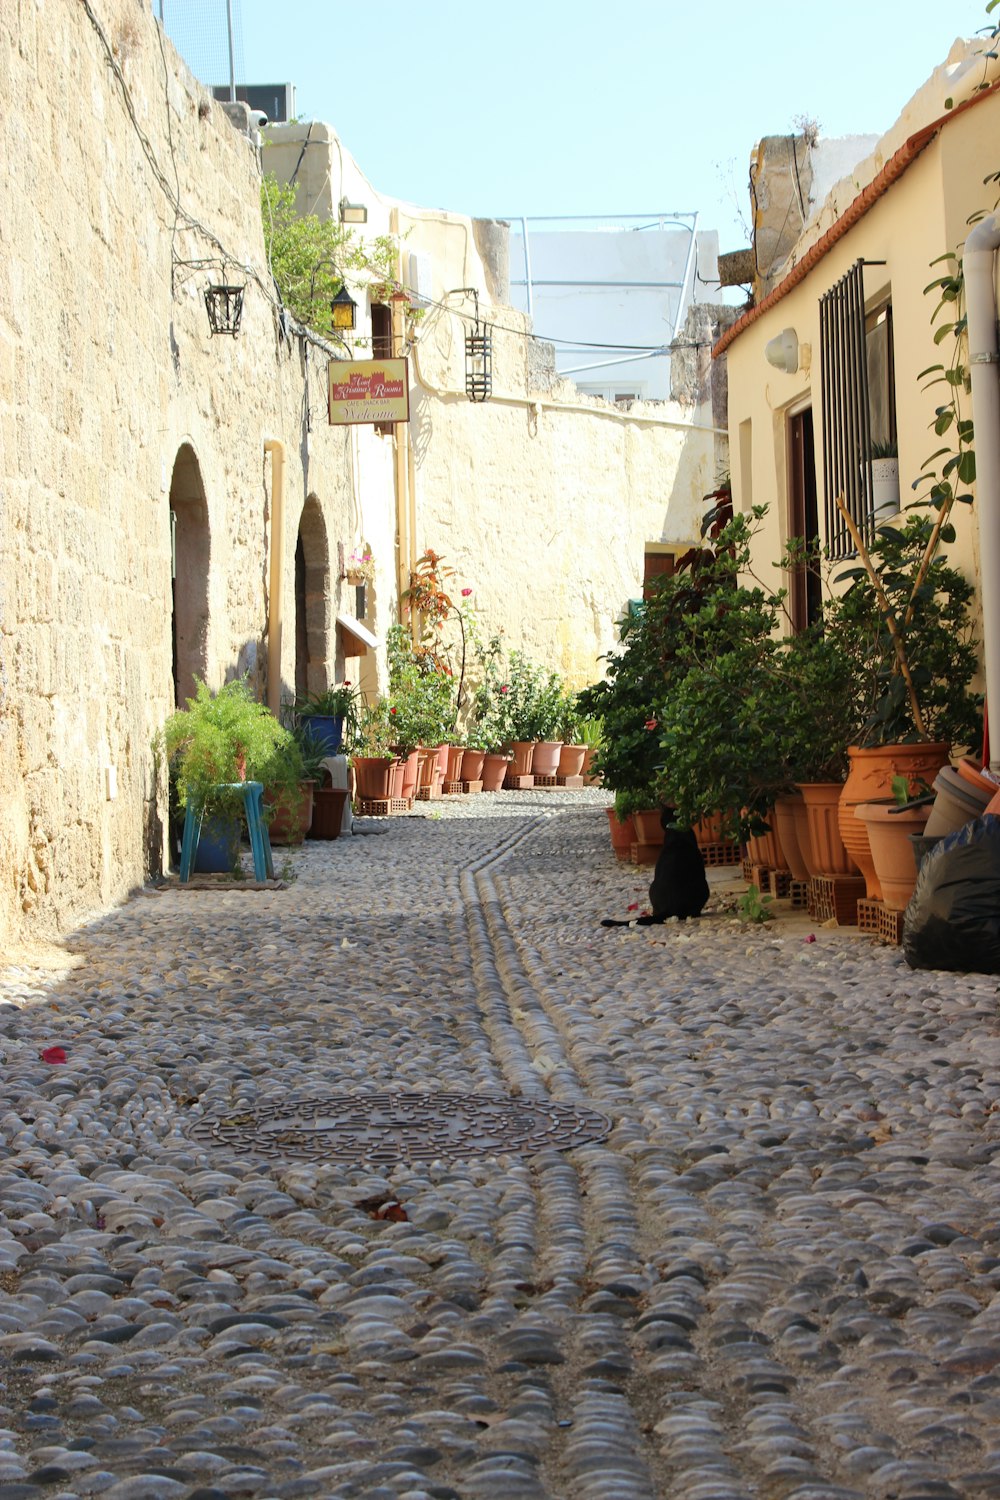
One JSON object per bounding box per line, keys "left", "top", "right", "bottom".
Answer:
{"left": 303, "top": 714, "right": 344, "bottom": 755}
{"left": 194, "top": 814, "right": 241, "bottom": 873}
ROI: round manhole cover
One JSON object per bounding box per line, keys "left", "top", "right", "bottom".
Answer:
{"left": 187, "top": 1090, "right": 611, "bottom": 1164}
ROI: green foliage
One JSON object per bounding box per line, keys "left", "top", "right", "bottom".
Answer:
{"left": 737, "top": 884, "right": 775, "bottom": 924}
{"left": 491, "top": 652, "right": 564, "bottom": 743}
{"left": 162, "top": 677, "right": 301, "bottom": 819}
{"left": 466, "top": 634, "right": 509, "bottom": 751}
{"left": 350, "top": 701, "right": 396, "bottom": 759}
{"left": 386, "top": 624, "right": 456, "bottom": 752}
{"left": 830, "top": 513, "right": 979, "bottom": 747}
{"left": 261, "top": 173, "right": 396, "bottom": 336}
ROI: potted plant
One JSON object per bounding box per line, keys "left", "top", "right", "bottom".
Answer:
{"left": 831, "top": 507, "right": 980, "bottom": 888}
{"left": 557, "top": 695, "right": 588, "bottom": 779}
{"left": 162, "top": 677, "right": 297, "bottom": 873}
{"left": 295, "top": 683, "right": 359, "bottom": 756}
{"left": 263, "top": 720, "right": 320, "bottom": 845}
{"left": 348, "top": 700, "right": 397, "bottom": 802}
{"left": 868, "top": 438, "right": 899, "bottom": 522}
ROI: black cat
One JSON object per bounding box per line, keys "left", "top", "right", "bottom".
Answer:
{"left": 602, "top": 817, "right": 710, "bottom": 926}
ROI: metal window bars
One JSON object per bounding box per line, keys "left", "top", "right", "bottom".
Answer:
{"left": 819, "top": 258, "right": 886, "bottom": 558}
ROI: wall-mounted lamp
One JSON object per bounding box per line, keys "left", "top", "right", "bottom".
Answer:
{"left": 331, "top": 283, "right": 357, "bottom": 332}
{"left": 339, "top": 198, "right": 368, "bottom": 225}
{"left": 764, "top": 327, "right": 799, "bottom": 374}
{"left": 204, "top": 282, "right": 245, "bottom": 336}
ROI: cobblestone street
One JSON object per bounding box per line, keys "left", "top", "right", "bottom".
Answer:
{"left": 3, "top": 790, "right": 1000, "bottom": 1499}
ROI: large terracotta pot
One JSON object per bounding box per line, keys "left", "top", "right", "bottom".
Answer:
{"left": 606, "top": 807, "right": 635, "bottom": 860}
{"left": 772, "top": 794, "right": 809, "bottom": 881}
{"left": 445, "top": 745, "right": 466, "bottom": 782}
{"left": 631, "top": 809, "right": 665, "bottom": 846}
{"left": 693, "top": 812, "right": 724, "bottom": 846}
{"left": 509, "top": 742, "right": 535, "bottom": 776}
{"left": 744, "top": 810, "right": 784, "bottom": 870}
{"left": 389, "top": 758, "right": 405, "bottom": 799}
{"left": 532, "top": 741, "right": 563, "bottom": 776}
{"left": 790, "top": 793, "right": 818, "bottom": 878}
{"left": 856, "top": 801, "right": 932, "bottom": 911}
{"left": 558, "top": 744, "right": 587, "bottom": 777}
{"left": 482, "top": 753, "right": 511, "bottom": 791}
{"left": 461, "top": 748, "right": 486, "bottom": 783}
{"left": 800, "top": 782, "right": 856, "bottom": 877}
{"left": 839, "top": 743, "right": 950, "bottom": 896}
{"left": 399, "top": 750, "right": 420, "bottom": 799}
{"left": 352, "top": 756, "right": 394, "bottom": 801}
{"left": 417, "top": 746, "right": 439, "bottom": 790}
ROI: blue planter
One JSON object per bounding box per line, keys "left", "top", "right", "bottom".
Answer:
{"left": 303, "top": 714, "right": 344, "bottom": 755}
{"left": 194, "top": 814, "right": 241, "bottom": 873}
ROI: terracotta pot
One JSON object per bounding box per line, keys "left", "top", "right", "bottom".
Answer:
{"left": 532, "top": 741, "right": 563, "bottom": 776}
{"left": 399, "top": 750, "right": 420, "bottom": 799}
{"left": 482, "top": 753, "right": 511, "bottom": 791}
{"left": 509, "top": 742, "right": 535, "bottom": 776}
{"left": 266, "top": 779, "right": 316, "bottom": 845}
{"left": 309, "top": 786, "right": 348, "bottom": 839}
{"left": 582, "top": 747, "right": 599, "bottom": 781}
{"left": 352, "top": 756, "right": 394, "bottom": 801}
{"left": 800, "top": 782, "right": 856, "bottom": 877}
{"left": 435, "top": 744, "right": 449, "bottom": 782}
{"left": 772, "top": 795, "right": 809, "bottom": 881}
{"left": 445, "top": 745, "right": 466, "bottom": 781}
{"left": 389, "top": 757, "right": 405, "bottom": 799}
{"left": 856, "top": 801, "right": 932, "bottom": 911}
{"left": 461, "top": 748, "right": 487, "bottom": 782}
{"left": 417, "top": 746, "right": 439, "bottom": 789}
{"left": 790, "top": 793, "right": 818, "bottom": 878}
{"left": 839, "top": 743, "right": 950, "bottom": 896}
{"left": 631, "top": 809, "right": 665, "bottom": 846}
{"left": 558, "top": 744, "right": 587, "bottom": 777}
{"left": 606, "top": 807, "right": 635, "bottom": 860}
{"left": 693, "top": 812, "right": 723, "bottom": 846}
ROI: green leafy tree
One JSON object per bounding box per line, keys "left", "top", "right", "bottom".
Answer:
{"left": 260, "top": 173, "right": 396, "bottom": 336}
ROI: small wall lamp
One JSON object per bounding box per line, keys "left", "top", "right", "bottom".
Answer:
{"left": 339, "top": 198, "right": 368, "bottom": 225}
{"left": 764, "top": 327, "right": 799, "bottom": 374}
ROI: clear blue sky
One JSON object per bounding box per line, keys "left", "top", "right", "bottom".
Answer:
{"left": 165, "top": 0, "right": 995, "bottom": 248}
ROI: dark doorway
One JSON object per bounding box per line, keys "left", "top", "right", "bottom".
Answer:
{"left": 788, "top": 408, "right": 821, "bottom": 632}
{"left": 168, "top": 444, "right": 210, "bottom": 707}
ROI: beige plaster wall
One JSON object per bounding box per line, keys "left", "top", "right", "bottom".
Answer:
{"left": 726, "top": 88, "right": 1000, "bottom": 620}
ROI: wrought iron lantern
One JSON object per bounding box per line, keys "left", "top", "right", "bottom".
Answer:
{"left": 464, "top": 289, "right": 493, "bottom": 403}
{"left": 204, "top": 282, "right": 245, "bottom": 336}
{"left": 331, "top": 283, "right": 358, "bottom": 333}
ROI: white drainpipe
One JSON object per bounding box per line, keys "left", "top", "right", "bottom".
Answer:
{"left": 965, "top": 215, "right": 1000, "bottom": 770}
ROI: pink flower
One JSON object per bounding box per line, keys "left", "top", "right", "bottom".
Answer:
{"left": 461, "top": 587, "right": 473, "bottom": 597}
{"left": 499, "top": 685, "right": 509, "bottom": 694}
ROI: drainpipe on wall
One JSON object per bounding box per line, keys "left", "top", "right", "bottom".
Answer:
{"left": 264, "top": 437, "right": 285, "bottom": 715}
{"left": 965, "top": 216, "right": 1000, "bottom": 770}
{"left": 389, "top": 208, "right": 414, "bottom": 639}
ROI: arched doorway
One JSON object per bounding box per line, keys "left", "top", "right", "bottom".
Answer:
{"left": 168, "top": 444, "right": 211, "bottom": 707}
{"left": 294, "top": 496, "right": 331, "bottom": 700}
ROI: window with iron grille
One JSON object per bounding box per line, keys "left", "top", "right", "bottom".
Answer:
{"left": 819, "top": 259, "right": 895, "bottom": 558}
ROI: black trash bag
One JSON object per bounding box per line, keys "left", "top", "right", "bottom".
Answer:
{"left": 904, "top": 814, "right": 1000, "bottom": 972}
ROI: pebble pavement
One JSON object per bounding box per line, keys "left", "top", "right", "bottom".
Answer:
{"left": 2, "top": 788, "right": 1000, "bottom": 1500}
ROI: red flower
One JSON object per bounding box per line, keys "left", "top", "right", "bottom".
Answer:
{"left": 41, "top": 1046, "right": 67, "bottom": 1065}
{"left": 499, "top": 685, "right": 509, "bottom": 694}
{"left": 390, "top": 706, "right": 397, "bottom": 715}
{"left": 461, "top": 587, "right": 473, "bottom": 597}
{"left": 644, "top": 718, "right": 658, "bottom": 731}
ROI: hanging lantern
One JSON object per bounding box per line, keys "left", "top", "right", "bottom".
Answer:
{"left": 464, "top": 290, "right": 492, "bottom": 403}
{"left": 204, "top": 283, "right": 245, "bottom": 336}
{"left": 331, "top": 283, "right": 357, "bottom": 332}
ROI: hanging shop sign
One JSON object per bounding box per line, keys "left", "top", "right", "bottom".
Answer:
{"left": 328, "top": 358, "right": 410, "bottom": 426}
